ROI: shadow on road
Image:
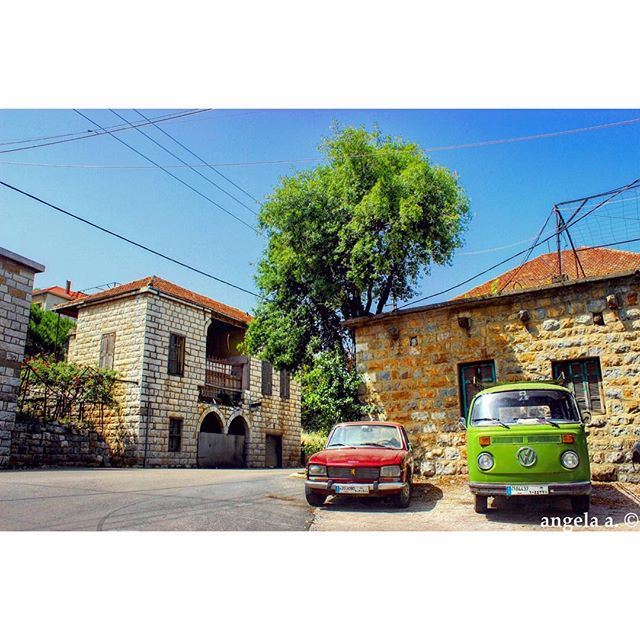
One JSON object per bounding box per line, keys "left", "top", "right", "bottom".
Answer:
{"left": 320, "top": 483, "right": 444, "bottom": 514}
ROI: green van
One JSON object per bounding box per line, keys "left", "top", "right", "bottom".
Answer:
{"left": 465, "top": 382, "right": 591, "bottom": 514}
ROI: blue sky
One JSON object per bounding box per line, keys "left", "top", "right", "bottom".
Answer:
{"left": 1, "top": 109, "right": 640, "bottom": 313}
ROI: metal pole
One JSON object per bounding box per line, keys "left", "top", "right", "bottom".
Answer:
{"left": 554, "top": 205, "right": 563, "bottom": 279}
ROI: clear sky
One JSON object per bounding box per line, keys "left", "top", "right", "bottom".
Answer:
{"left": 2, "top": 109, "right": 640, "bottom": 313}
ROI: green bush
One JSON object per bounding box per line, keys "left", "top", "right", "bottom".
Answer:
{"left": 26, "top": 303, "right": 75, "bottom": 358}
{"left": 300, "top": 348, "right": 377, "bottom": 433}
{"left": 302, "top": 430, "right": 329, "bottom": 458}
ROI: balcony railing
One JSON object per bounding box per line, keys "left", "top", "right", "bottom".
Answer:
{"left": 200, "top": 357, "right": 247, "bottom": 406}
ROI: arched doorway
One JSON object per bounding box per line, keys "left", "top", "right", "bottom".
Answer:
{"left": 228, "top": 415, "right": 248, "bottom": 436}
{"left": 200, "top": 412, "right": 223, "bottom": 434}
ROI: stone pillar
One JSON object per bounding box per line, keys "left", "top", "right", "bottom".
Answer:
{"left": 0, "top": 247, "right": 45, "bottom": 467}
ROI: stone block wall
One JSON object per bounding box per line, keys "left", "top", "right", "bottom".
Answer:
{"left": 67, "top": 294, "right": 147, "bottom": 463}
{"left": 353, "top": 274, "right": 640, "bottom": 482}
{"left": 9, "top": 420, "right": 113, "bottom": 468}
{"left": 0, "top": 250, "right": 43, "bottom": 467}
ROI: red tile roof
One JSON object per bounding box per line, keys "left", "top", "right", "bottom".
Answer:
{"left": 56, "top": 276, "right": 252, "bottom": 325}
{"left": 33, "top": 285, "right": 85, "bottom": 301}
{"left": 457, "top": 247, "right": 640, "bottom": 300}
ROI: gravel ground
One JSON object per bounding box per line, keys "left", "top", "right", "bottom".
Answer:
{"left": 309, "top": 476, "right": 640, "bottom": 531}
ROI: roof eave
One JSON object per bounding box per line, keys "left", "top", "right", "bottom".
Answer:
{"left": 343, "top": 269, "right": 640, "bottom": 329}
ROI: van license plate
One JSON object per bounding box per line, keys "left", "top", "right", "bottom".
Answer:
{"left": 507, "top": 485, "right": 549, "bottom": 496}
{"left": 334, "top": 484, "right": 369, "bottom": 494}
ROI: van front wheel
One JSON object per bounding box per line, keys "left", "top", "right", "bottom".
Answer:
{"left": 570, "top": 495, "right": 590, "bottom": 514}
{"left": 474, "top": 495, "right": 488, "bottom": 514}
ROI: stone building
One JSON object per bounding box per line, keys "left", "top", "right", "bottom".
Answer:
{"left": 32, "top": 281, "right": 84, "bottom": 311}
{"left": 57, "top": 276, "right": 301, "bottom": 468}
{"left": 345, "top": 248, "right": 640, "bottom": 483}
{"left": 0, "top": 246, "right": 45, "bottom": 467}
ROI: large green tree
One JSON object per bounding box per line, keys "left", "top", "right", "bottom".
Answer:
{"left": 244, "top": 125, "right": 470, "bottom": 371}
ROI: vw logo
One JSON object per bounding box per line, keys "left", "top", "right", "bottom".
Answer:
{"left": 517, "top": 447, "right": 537, "bottom": 467}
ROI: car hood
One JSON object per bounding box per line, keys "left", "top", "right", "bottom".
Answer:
{"left": 310, "top": 448, "right": 406, "bottom": 466}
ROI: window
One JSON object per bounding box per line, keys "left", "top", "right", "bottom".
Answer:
{"left": 261, "top": 360, "right": 273, "bottom": 395}
{"left": 168, "top": 418, "right": 182, "bottom": 452}
{"left": 553, "top": 358, "right": 604, "bottom": 414}
{"left": 168, "top": 333, "right": 185, "bottom": 376}
{"left": 99, "top": 332, "right": 116, "bottom": 369}
{"left": 458, "top": 360, "right": 496, "bottom": 418}
{"left": 280, "top": 370, "right": 290, "bottom": 399}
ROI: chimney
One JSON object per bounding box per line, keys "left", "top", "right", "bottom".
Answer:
{"left": 66, "top": 280, "right": 72, "bottom": 294}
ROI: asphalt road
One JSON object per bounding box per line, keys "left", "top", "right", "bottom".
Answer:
{"left": 0, "top": 468, "right": 313, "bottom": 531}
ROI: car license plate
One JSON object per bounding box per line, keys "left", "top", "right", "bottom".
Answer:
{"left": 334, "top": 484, "right": 369, "bottom": 494}
{"left": 507, "top": 484, "right": 549, "bottom": 496}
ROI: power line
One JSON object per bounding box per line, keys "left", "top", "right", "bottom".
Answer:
{"left": 132, "top": 108, "right": 261, "bottom": 206}
{"left": 0, "top": 109, "right": 211, "bottom": 154}
{"left": 0, "top": 179, "right": 259, "bottom": 298}
{"left": 74, "top": 110, "right": 257, "bottom": 233}
{"left": 108, "top": 109, "right": 258, "bottom": 216}
{"left": 4, "top": 113, "right": 640, "bottom": 170}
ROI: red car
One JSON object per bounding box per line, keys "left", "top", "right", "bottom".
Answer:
{"left": 305, "top": 421, "right": 414, "bottom": 508}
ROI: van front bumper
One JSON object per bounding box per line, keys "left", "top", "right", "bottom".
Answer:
{"left": 469, "top": 481, "right": 591, "bottom": 496}
{"left": 305, "top": 479, "right": 407, "bottom": 494}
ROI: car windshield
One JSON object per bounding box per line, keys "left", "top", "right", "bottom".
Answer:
{"left": 327, "top": 424, "right": 403, "bottom": 449}
{"left": 470, "top": 389, "right": 580, "bottom": 425}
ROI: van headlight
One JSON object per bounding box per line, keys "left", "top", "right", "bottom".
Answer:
{"left": 380, "top": 465, "right": 402, "bottom": 477}
{"left": 308, "top": 464, "right": 327, "bottom": 476}
{"left": 561, "top": 450, "right": 579, "bottom": 469}
{"left": 477, "top": 452, "right": 494, "bottom": 471}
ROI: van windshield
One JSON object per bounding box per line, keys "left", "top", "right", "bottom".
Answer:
{"left": 470, "top": 389, "right": 580, "bottom": 425}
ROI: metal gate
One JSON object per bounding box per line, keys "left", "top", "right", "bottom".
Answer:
{"left": 197, "top": 433, "right": 245, "bottom": 467}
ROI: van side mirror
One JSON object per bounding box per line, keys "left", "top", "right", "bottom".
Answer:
{"left": 459, "top": 416, "right": 467, "bottom": 429}
{"left": 581, "top": 410, "right": 592, "bottom": 426}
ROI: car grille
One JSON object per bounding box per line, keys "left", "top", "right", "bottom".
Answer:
{"left": 327, "top": 466, "right": 380, "bottom": 481}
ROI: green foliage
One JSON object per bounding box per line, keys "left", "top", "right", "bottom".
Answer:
{"left": 300, "top": 349, "right": 376, "bottom": 432}
{"left": 244, "top": 124, "right": 470, "bottom": 371}
{"left": 20, "top": 355, "right": 120, "bottom": 421}
{"left": 301, "top": 430, "right": 329, "bottom": 459}
{"left": 26, "top": 303, "right": 75, "bottom": 358}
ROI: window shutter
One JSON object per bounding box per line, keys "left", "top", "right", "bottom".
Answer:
{"left": 262, "top": 361, "right": 273, "bottom": 396}
{"left": 585, "top": 360, "right": 603, "bottom": 413}
{"left": 280, "top": 370, "right": 290, "bottom": 399}
{"left": 168, "top": 334, "right": 185, "bottom": 376}
{"left": 100, "top": 333, "right": 115, "bottom": 370}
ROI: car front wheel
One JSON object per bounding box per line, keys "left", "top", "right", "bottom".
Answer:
{"left": 392, "top": 478, "right": 412, "bottom": 509}
{"left": 305, "top": 486, "right": 327, "bottom": 507}
{"left": 474, "top": 495, "right": 488, "bottom": 514}
{"left": 570, "top": 494, "right": 590, "bottom": 514}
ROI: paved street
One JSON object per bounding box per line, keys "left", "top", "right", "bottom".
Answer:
{"left": 1, "top": 468, "right": 639, "bottom": 531}
{"left": 0, "top": 468, "right": 313, "bottom": 531}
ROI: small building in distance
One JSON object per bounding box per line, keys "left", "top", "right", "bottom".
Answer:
{"left": 57, "top": 276, "right": 301, "bottom": 469}
{"left": 32, "top": 281, "right": 84, "bottom": 311}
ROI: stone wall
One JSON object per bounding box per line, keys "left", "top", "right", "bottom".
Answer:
{"left": 9, "top": 420, "right": 113, "bottom": 468}
{"left": 67, "top": 294, "right": 147, "bottom": 463}
{"left": 0, "top": 250, "right": 43, "bottom": 467}
{"left": 352, "top": 273, "right": 640, "bottom": 483}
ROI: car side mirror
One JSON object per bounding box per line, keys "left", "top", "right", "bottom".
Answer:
{"left": 581, "top": 410, "right": 592, "bottom": 426}
{"left": 459, "top": 416, "right": 467, "bottom": 429}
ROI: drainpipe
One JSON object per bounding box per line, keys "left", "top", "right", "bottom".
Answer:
{"left": 143, "top": 401, "right": 150, "bottom": 468}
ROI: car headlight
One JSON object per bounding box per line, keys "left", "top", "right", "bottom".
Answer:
{"left": 477, "top": 452, "right": 494, "bottom": 471}
{"left": 380, "top": 465, "right": 402, "bottom": 477}
{"left": 308, "top": 464, "right": 327, "bottom": 476}
{"left": 561, "top": 450, "right": 579, "bottom": 469}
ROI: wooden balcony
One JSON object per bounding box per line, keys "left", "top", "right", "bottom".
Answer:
{"left": 199, "top": 356, "right": 248, "bottom": 406}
